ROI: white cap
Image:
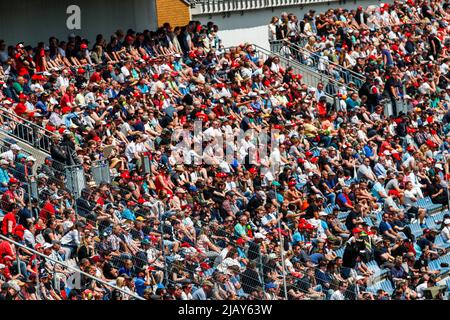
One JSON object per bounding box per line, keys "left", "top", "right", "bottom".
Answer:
{"left": 11, "top": 144, "right": 21, "bottom": 151}
{"left": 26, "top": 156, "right": 36, "bottom": 162}
{"left": 444, "top": 219, "right": 450, "bottom": 225}
{"left": 43, "top": 243, "right": 53, "bottom": 250}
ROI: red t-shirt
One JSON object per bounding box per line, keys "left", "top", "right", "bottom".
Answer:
{"left": 60, "top": 93, "right": 74, "bottom": 114}
{"left": 39, "top": 201, "right": 56, "bottom": 222}
{"left": 35, "top": 48, "right": 45, "bottom": 73}
{"left": 14, "top": 53, "right": 30, "bottom": 76}
{"left": 1, "top": 211, "right": 17, "bottom": 236}
{"left": 90, "top": 72, "right": 102, "bottom": 83}
{"left": 0, "top": 240, "right": 15, "bottom": 264}
{"left": 14, "top": 102, "right": 27, "bottom": 117}
{"left": 317, "top": 101, "right": 327, "bottom": 116}
{"left": 1, "top": 190, "right": 16, "bottom": 212}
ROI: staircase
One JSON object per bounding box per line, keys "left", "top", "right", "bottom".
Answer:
{"left": 270, "top": 40, "right": 367, "bottom": 89}
{"left": 251, "top": 44, "right": 340, "bottom": 105}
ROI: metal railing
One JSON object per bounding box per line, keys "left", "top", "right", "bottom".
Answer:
{"left": 249, "top": 44, "right": 338, "bottom": 106}
{"left": 0, "top": 235, "right": 145, "bottom": 300}
{"left": 191, "top": 0, "right": 340, "bottom": 15}
{"left": 270, "top": 40, "right": 367, "bottom": 88}
{"left": 0, "top": 107, "right": 53, "bottom": 154}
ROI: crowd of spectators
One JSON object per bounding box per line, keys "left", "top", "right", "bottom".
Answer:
{"left": 1, "top": 0, "right": 450, "bottom": 300}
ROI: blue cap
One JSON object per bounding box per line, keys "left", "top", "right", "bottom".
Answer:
{"left": 188, "top": 186, "right": 198, "bottom": 192}
{"left": 157, "top": 283, "right": 165, "bottom": 290}
{"left": 265, "top": 282, "right": 277, "bottom": 290}
{"left": 230, "top": 159, "right": 239, "bottom": 168}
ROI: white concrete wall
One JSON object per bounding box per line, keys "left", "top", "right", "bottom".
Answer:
{"left": 0, "top": 0, "right": 157, "bottom": 45}
{"left": 193, "top": 0, "right": 393, "bottom": 50}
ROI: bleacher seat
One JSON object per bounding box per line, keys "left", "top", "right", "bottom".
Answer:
{"left": 366, "top": 260, "right": 389, "bottom": 278}
{"left": 367, "top": 279, "right": 394, "bottom": 295}
{"left": 425, "top": 216, "right": 438, "bottom": 230}
{"left": 435, "top": 235, "right": 450, "bottom": 250}
{"left": 410, "top": 223, "right": 424, "bottom": 238}
{"left": 417, "top": 197, "right": 443, "bottom": 214}
{"left": 337, "top": 211, "right": 349, "bottom": 221}
{"left": 363, "top": 217, "right": 374, "bottom": 227}
{"left": 335, "top": 247, "right": 344, "bottom": 258}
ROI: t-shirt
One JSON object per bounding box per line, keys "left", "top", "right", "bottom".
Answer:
{"left": 134, "top": 277, "right": 148, "bottom": 297}
{"left": 379, "top": 221, "right": 392, "bottom": 234}
{"left": 1, "top": 212, "right": 16, "bottom": 236}
{"left": 403, "top": 190, "right": 418, "bottom": 209}
{"left": 0, "top": 240, "right": 14, "bottom": 264}
{"left": 39, "top": 201, "right": 56, "bottom": 222}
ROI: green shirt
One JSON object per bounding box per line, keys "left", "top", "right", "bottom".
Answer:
{"left": 12, "top": 82, "right": 23, "bottom": 94}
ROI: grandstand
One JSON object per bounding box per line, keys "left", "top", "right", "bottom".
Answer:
{"left": 1, "top": 0, "right": 450, "bottom": 301}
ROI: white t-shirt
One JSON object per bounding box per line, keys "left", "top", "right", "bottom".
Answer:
{"left": 403, "top": 189, "right": 418, "bottom": 209}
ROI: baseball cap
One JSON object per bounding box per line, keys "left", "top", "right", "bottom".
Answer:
{"left": 10, "top": 144, "right": 22, "bottom": 151}
{"left": 265, "top": 282, "right": 277, "bottom": 290}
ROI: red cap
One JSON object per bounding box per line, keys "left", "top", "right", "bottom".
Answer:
{"left": 9, "top": 178, "right": 19, "bottom": 184}
{"left": 248, "top": 167, "right": 258, "bottom": 174}
{"left": 120, "top": 171, "right": 131, "bottom": 180}
{"left": 19, "top": 93, "right": 27, "bottom": 100}
{"left": 200, "top": 262, "right": 211, "bottom": 270}
{"left": 352, "top": 227, "right": 363, "bottom": 234}
{"left": 80, "top": 43, "right": 88, "bottom": 50}
{"left": 181, "top": 242, "right": 191, "bottom": 248}
{"left": 288, "top": 181, "right": 297, "bottom": 187}
{"left": 305, "top": 151, "right": 313, "bottom": 157}
{"left": 310, "top": 157, "right": 319, "bottom": 164}
{"left": 216, "top": 172, "right": 228, "bottom": 178}
{"left": 236, "top": 238, "right": 246, "bottom": 245}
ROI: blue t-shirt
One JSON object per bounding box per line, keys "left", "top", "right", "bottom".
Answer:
{"left": 363, "top": 145, "right": 374, "bottom": 157}
{"left": 121, "top": 209, "right": 136, "bottom": 221}
{"left": 292, "top": 231, "right": 306, "bottom": 246}
{"left": 134, "top": 277, "right": 147, "bottom": 297}
{"left": 379, "top": 221, "right": 392, "bottom": 234}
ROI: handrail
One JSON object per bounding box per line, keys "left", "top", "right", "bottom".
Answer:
{"left": 258, "top": 42, "right": 359, "bottom": 94}
{"left": 253, "top": 43, "right": 351, "bottom": 89}
{"left": 0, "top": 107, "right": 54, "bottom": 154}
{"left": 190, "top": 0, "right": 341, "bottom": 15}
{"left": 0, "top": 234, "right": 146, "bottom": 300}
{"left": 282, "top": 41, "right": 366, "bottom": 85}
